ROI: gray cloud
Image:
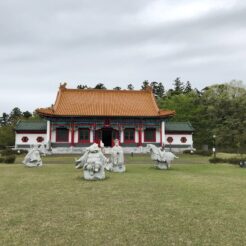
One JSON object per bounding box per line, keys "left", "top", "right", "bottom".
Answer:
{"left": 0, "top": 0, "right": 246, "bottom": 114}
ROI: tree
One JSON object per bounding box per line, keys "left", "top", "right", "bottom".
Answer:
{"left": 173, "top": 77, "right": 184, "bottom": 95}
{"left": 184, "top": 81, "right": 192, "bottom": 93}
{"left": 77, "top": 84, "right": 88, "bottom": 89}
{"left": 8, "top": 107, "right": 22, "bottom": 125}
{"left": 127, "top": 84, "right": 134, "bottom": 90}
{"left": 0, "top": 125, "right": 15, "bottom": 147}
{"left": 0, "top": 113, "right": 9, "bottom": 126}
{"left": 23, "top": 111, "right": 32, "bottom": 119}
{"left": 156, "top": 82, "right": 165, "bottom": 98}
{"left": 94, "top": 83, "right": 107, "bottom": 89}
{"left": 113, "top": 86, "right": 121, "bottom": 90}
{"left": 141, "top": 80, "right": 150, "bottom": 90}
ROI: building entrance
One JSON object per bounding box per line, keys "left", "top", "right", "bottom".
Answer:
{"left": 102, "top": 128, "right": 112, "bottom": 147}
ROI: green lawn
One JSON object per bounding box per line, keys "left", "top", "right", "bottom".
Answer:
{"left": 1, "top": 155, "right": 246, "bottom": 245}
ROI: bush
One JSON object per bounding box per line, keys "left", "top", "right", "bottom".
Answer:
{"left": 0, "top": 157, "right": 4, "bottom": 163}
{"left": 209, "top": 157, "right": 226, "bottom": 163}
{"left": 228, "top": 158, "right": 243, "bottom": 165}
{"left": 4, "top": 155, "right": 16, "bottom": 164}
{"left": 183, "top": 150, "right": 192, "bottom": 154}
{"left": 16, "top": 149, "right": 28, "bottom": 155}
{"left": 0, "top": 149, "right": 16, "bottom": 156}
{"left": 209, "top": 157, "right": 243, "bottom": 165}
{"left": 195, "top": 150, "right": 212, "bottom": 156}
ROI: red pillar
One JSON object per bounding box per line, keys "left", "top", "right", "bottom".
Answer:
{"left": 71, "top": 123, "right": 75, "bottom": 146}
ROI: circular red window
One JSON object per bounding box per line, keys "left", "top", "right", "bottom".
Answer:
{"left": 36, "top": 137, "right": 44, "bottom": 143}
{"left": 21, "top": 136, "right": 29, "bottom": 143}
{"left": 181, "top": 137, "right": 187, "bottom": 143}
{"left": 167, "top": 137, "right": 173, "bottom": 143}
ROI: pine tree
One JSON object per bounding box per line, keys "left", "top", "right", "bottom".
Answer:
{"left": 184, "top": 81, "right": 192, "bottom": 93}
{"left": 141, "top": 80, "right": 150, "bottom": 90}
{"left": 173, "top": 77, "right": 184, "bottom": 94}
{"left": 127, "top": 84, "right": 134, "bottom": 90}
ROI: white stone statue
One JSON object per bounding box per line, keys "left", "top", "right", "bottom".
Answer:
{"left": 75, "top": 143, "right": 108, "bottom": 180}
{"left": 105, "top": 139, "right": 125, "bottom": 172}
{"left": 147, "top": 144, "right": 178, "bottom": 169}
{"left": 23, "top": 145, "right": 46, "bottom": 167}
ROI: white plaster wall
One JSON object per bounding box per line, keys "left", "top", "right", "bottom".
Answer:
{"left": 165, "top": 134, "right": 193, "bottom": 146}
{"left": 16, "top": 133, "right": 47, "bottom": 145}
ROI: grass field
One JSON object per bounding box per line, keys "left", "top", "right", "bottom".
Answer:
{"left": 1, "top": 154, "right": 246, "bottom": 245}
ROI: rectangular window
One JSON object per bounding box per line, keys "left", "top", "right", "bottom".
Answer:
{"left": 124, "top": 128, "right": 135, "bottom": 143}
{"left": 78, "top": 128, "right": 90, "bottom": 143}
{"left": 56, "top": 128, "right": 69, "bottom": 142}
{"left": 144, "top": 128, "right": 156, "bottom": 142}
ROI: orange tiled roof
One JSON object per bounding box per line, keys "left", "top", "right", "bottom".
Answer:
{"left": 36, "top": 84, "right": 175, "bottom": 118}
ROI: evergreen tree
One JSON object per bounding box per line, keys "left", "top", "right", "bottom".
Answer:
{"left": 156, "top": 82, "right": 165, "bottom": 98}
{"left": 173, "top": 77, "right": 184, "bottom": 95}
{"left": 184, "top": 81, "right": 192, "bottom": 93}
{"left": 94, "top": 83, "right": 107, "bottom": 89}
{"left": 141, "top": 80, "right": 150, "bottom": 90}
{"left": 127, "top": 84, "right": 134, "bottom": 90}
{"left": 8, "top": 107, "right": 22, "bottom": 125}
{"left": 23, "top": 111, "right": 32, "bottom": 119}
{"left": 77, "top": 84, "right": 88, "bottom": 89}
{"left": 113, "top": 86, "right": 121, "bottom": 90}
{"left": 0, "top": 113, "right": 9, "bottom": 126}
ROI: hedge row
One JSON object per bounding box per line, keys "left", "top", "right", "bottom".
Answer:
{"left": 183, "top": 150, "right": 212, "bottom": 156}
{"left": 0, "top": 155, "right": 16, "bottom": 164}
{"left": 0, "top": 149, "right": 27, "bottom": 156}
{"left": 209, "top": 157, "right": 244, "bottom": 165}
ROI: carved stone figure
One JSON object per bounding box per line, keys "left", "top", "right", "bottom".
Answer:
{"left": 105, "top": 139, "right": 125, "bottom": 172}
{"left": 147, "top": 144, "right": 178, "bottom": 169}
{"left": 23, "top": 145, "right": 46, "bottom": 167}
{"left": 75, "top": 143, "right": 108, "bottom": 180}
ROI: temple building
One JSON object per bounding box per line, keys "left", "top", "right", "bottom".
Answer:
{"left": 15, "top": 83, "right": 194, "bottom": 153}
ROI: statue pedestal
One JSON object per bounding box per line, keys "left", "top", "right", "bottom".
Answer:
{"left": 83, "top": 168, "right": 105, "bottom": 180}
{"left": 105, "top": 163, "right": 126, "bottom": 173}
{"left": 155, "top": 162, "right": 169, "bottom": 170}
{"left": 112, "top": 165, "right": 126, "bottom": 173}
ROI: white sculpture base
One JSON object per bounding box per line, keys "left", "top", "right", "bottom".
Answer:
{"left": 105, "top": 163, "right": 126, "bottom": 173}
{"left": 154, "top": 162, "right": 169, "bottom": 170}
{"left": 83, "top": 169, "right": 105, "bottom": 180}
{"left": 24, "top": 161, "right": 43, "bottom": 168}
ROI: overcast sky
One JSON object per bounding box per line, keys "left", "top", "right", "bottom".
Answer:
{"left": 0, "top": 0, "right": 246, "bottom": 114}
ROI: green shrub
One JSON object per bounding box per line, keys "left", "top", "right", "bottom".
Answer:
{"left": 0, "top": 149, "right": 16, "bottom": 156}
{"left": 209, "top": 157, "right": 225, "bottom": 163}
{"left": 0, "top": 157, "right": 4, "bottom": 163}
{"left": 4, "top": 155, "right": 16, "bottom": 164}
{"left": 195, "top": 150, "right": 212, "bottom": 156}
{"left": 17, "top": 149, "right": 28, "bottom": 155}
{"left": 183, "top": 150, "right": 192, "bottom": 154}
{"left": 209, "top": 157, "right": 243, "bottom": 165}
{"left": 228, "top": 158, "right": 243, "bottom": 165}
